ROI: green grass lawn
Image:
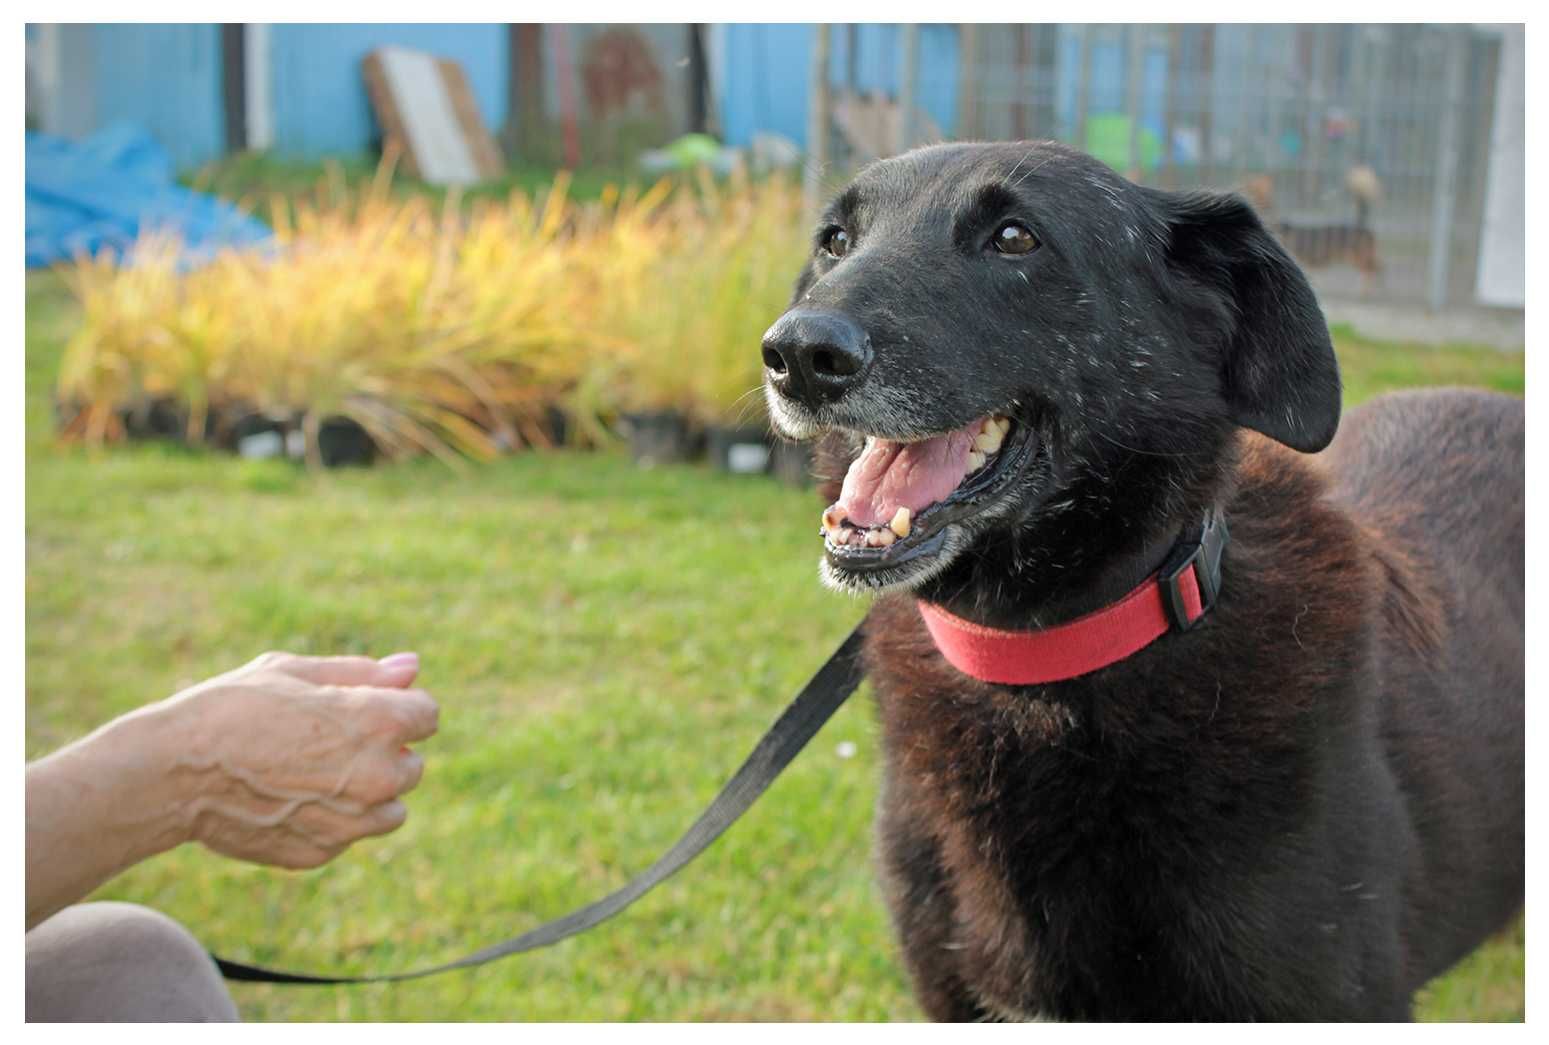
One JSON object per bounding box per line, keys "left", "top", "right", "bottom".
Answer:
{"left": 24, "top": 272, "right": 1523, "bottom": 1021}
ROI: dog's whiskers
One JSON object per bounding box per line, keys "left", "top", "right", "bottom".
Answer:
{"left": 1004, "top": 146, "right": 1039, "bottom": 187}
{"left": 726, "top": 384, "right": 769, "bottom": 428}
{"left": 1011, "top": 153, "right": 1057, "bottom": 189}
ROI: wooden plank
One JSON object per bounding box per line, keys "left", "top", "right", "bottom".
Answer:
{"left": 363, "top": 46, "right": 505, "bottom": 185}
{"left": 438, "top": 57, "right": 505, "bottom": 178}
{"left": 361, "top": 50, "right": 420, "bottom": 178}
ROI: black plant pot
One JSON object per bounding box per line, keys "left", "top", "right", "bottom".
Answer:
{"left": 317, "top": 417, "right": 377, "bottom": 468}
{"left": 121, "top": 397, "right": 189, "bottom": 442}
{"left": 705, "top": 424, "right": 772, "bottom": 475}
{"left": 540, "top": 405, "right": 570, "bottom": 449}
{"left": 769, "top": 439, "right": 815, "bottom": 487}
{"left": 622, "top": 410, "right": 697, "bottom": 467}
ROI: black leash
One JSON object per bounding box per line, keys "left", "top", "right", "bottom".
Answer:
{"left": 213, "top": 624, "right": 868, "bottom": 985}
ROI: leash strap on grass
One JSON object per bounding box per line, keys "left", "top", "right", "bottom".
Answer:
{"left": 213, "top": 623, "right": 868, "bottom": 985}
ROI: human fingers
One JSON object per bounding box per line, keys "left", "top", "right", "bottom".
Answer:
{"left": 287, "top": 799, "right": 410, "bottom": 856}
{"left": 328, "top": 744, "right": 429, "bottom": 809}
{"left": 256, "top": 651, "right": 420, "bottom": 689}
{"left": 346, "top": 685, "right": 440, "bottom": 745}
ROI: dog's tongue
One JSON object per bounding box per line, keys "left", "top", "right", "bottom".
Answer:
{"left": 832, "top": 423, "right": 980, "bottom": 528}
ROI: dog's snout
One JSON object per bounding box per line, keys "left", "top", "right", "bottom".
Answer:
{"left": 760, "top": 309, "right": 872, "bottom": 408}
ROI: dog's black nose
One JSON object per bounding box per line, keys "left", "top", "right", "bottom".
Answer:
{"left": 760, "top": 309, "right": 872, "bottom": 408}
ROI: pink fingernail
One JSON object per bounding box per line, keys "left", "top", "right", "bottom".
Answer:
{"left": 379, "top": 652, "right": 419, "bottom": 671}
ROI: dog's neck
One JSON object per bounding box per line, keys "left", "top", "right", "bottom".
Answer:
{"left": 923, "top": 521, "right": 1189, "bottom": 629}
{"left": 917, "top": 441, "right": 1236, "bottom": 631}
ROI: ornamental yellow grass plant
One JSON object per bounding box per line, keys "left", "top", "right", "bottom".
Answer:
{"left": 602, "top": 167, "right": 809, "bottom": 425}
{"left": 55, "top": 158, "right": 807, "bottom": 465}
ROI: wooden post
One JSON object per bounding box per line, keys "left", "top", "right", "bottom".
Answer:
{"left": 1074, "top": 25, "right": 1093, "bottom": 150}
{"left": 846, "top": 24, "right": 859, "bottom": 94}
{"left": 1302, "top": 25, "right": 1331, "bottom": 201}
{"left": 900, "top": 24, "right": 920, "bottom": 150}
{"left": 1198, "top": 25, "right": 1216, "bottom": 185}
{"left": 1125, "top": 24, "right": 1146, "bottom": 178}
{"left": 806, "top": 24, "right": 832, "bottom": 221}
{"left": 1427, "top": 26, "right": 1469, "bottom": 311}
{"left": 244, "top": 24, "right": 273, "bottom": 151}
{"left": 957, "top": 24, "right": 979, "bottom": 140}
{"left": 687, "top": 24, "right": 708, "bottom": 134}
{"left": 220, "top": 24, "right": 246, "bottom": 153}
{"left": 552, "top": 24, "right": 581, "bottom": 169}
{"left": 509, "top": 24, "right": 546, "bottom": 160}
{"left": 1160, "top": 24, "right": 1182, "bottom": 188}
{"left": 1014, "top": 24, "right": 1030, "bottom": 140}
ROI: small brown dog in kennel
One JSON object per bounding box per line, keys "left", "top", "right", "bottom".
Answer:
{"left": 1241, "top": 166, "right": 1384, "bottom": 291}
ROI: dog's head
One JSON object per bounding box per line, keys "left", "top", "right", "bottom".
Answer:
{"left": 761, "top": 141, "right": 1340, "bottom": 597}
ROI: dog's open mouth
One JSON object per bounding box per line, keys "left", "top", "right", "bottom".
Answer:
{"left": 819, "top": 413, "right": 1040, "bottom": 575}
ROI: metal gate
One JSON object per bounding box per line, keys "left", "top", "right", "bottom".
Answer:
{"left": 867, "top": 24, "right": 1518, "bottom": 311}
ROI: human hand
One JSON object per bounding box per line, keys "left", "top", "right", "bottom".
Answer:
{"left": 155, "top": 651, "right": 438, "bottom": 870}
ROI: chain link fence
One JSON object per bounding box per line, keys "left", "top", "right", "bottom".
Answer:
{"left": 830, "top": 23, "right": 1521, "bottom": 312}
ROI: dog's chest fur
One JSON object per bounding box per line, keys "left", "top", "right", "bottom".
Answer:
{"left": 859, "top": 444, "right": 1413, "bottom": 1021}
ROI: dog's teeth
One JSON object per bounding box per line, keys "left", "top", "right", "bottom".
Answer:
{"left": 821, "top": 507, "right": 843, "bottom": 533}
{"left": 993, "top": 415, "right": 1012, "bottom": 436}
{"left": 835, "top": 525, "right": 854, "bottom": 545}
{"left": 889, "top": 506, "right": 912, "bottom": 538}
{"left": 967, "top": 450, "right": 986, "bottom": 472}
{"left": 866, "top": 527, "right": 896, "bottom": 548}
{"left": 974, "top": 427, "right": 1003, "bottom": 454}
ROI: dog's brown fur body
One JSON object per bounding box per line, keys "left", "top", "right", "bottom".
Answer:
{"left": 818, "top": 388, "right": 1522, "bottom": 1021}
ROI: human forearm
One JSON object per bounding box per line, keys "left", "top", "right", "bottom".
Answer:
{"left": 26, "top": 702, "right": 193, "bottom": 930}
{"left": 26, "top": 652, "right": 435, "bottom": 932}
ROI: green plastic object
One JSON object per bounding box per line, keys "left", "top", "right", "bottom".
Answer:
{"left": 1084, "top": 114, "right": 1163, "bottom": 174}
{"left": 663, "top": 133, "right": 724, "bottom": 168}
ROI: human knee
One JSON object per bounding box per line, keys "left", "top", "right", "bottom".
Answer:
{"left": 27, "top": 902, "right": 238, "bottom": 1022}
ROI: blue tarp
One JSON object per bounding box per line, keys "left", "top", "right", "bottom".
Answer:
{"left": 25, "top": 124, "right": 271, "bottom": 268}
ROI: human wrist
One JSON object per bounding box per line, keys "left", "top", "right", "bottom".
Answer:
{"left": 86, "top": 697, "right": 204, "bottom": 857}
{"left": 24, "top": 697, "right": 202, "bottom": 928}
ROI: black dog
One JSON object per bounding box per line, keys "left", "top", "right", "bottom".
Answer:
{"left": 760, "top": 141, "right": 1523, "bottom": 1021}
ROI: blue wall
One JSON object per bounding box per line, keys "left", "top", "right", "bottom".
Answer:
{"left": 85, "top": 24, "right": 226, "bottom": 171}
{"left": 713, "top": 24, "right": 959, "bottom": 149}
{"left": 56, "top": 23, "right": 508, "bottom": 168}
{"left": 268, "top": 24, "right": 508, "bottom": 158}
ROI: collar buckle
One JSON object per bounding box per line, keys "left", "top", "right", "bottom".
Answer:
{"left": 1158, "top": 509, "right": 1231, "bottom": 632}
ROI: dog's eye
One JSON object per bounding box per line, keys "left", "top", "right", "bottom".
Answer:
{"left": 822, "top": 227, "right": 851, "bottom": 259}
{"left": 992, "top": 222, "right": 1040, "bottom": 256}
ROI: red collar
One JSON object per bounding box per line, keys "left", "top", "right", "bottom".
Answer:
{"left": 917, "top": 512, "right": 1230, "bottom": 686}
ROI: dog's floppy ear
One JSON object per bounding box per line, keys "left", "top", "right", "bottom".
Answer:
{"left": 1153, "top": 190, "right": 1342, "bottom": 453}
